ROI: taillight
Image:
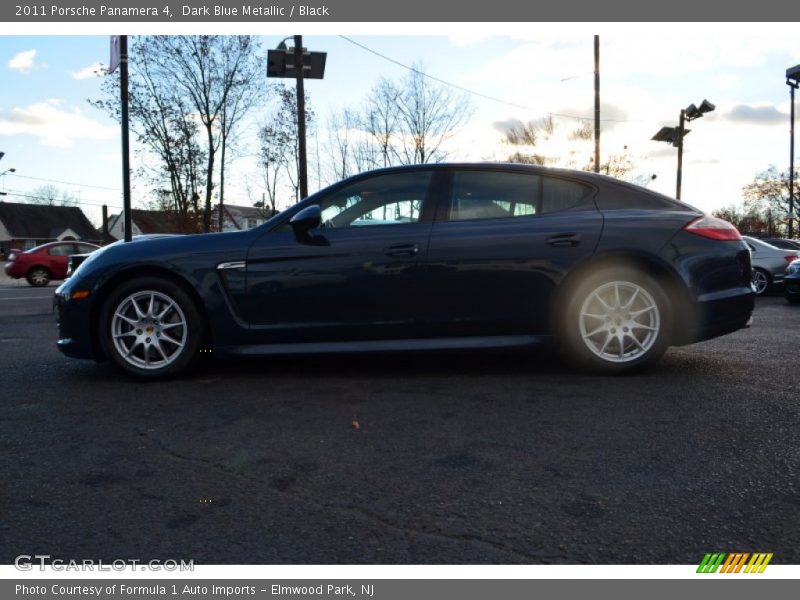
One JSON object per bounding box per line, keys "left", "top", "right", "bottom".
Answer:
{"left": 785, "top": 255, "right": 800, "bottom": 264}
{"left": 683, "top": 215, "right": 742, "bottom": 241}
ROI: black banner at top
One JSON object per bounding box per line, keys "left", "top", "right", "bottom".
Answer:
{"left": 3, "top": 0, "right": 800, "bottom": 22}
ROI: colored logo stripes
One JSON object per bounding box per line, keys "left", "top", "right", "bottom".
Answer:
{"left": 697, "top": 552, "right": 773, "bottom": 573}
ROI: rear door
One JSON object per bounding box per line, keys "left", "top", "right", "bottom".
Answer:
{"left": 425, "top": 167, "right": 603, "bottom": 336}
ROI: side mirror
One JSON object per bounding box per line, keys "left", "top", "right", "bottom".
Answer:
{"left": 289, "top": 205, "right": 329, "bottom": 246}
{"left": 289, "top": 204, "right": 322, "bottom": 236}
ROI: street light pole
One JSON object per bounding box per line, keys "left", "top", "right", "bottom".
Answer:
{"left": 294, "top": 35, "right": 308, "bottom": 201}
{"left": 676, "top": 109, "right": 686, "bottom": 200}
{"left": 787, "top": 65, "right": 800, "bottom": 239}
{"left": 652, "top": 100, "right": 714, "bottom": 201}
{"left": 791, "top": 83, "right": 796, "bottom": 239}
{"left": 267, "top": 37, "right": 326, "bottom": 203}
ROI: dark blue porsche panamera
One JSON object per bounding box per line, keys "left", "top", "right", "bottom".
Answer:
{"left": 54, "top": 164, "right": 754, "bottom": 379}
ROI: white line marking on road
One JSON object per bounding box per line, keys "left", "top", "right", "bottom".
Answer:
{"left": 0, "top": 296, "right": 51, "bottom": 301}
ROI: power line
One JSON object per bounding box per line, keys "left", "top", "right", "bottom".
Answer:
{"left": 1, "top": 189, "right": 122, "bottom": 209}
{"left": 338, "top": 35, "right": 635, "bottom": 124}
{"left": 338, "top": 35, "right": 532, "bottom": 111}
{"left": 7, "top": 173, "right": 121, "bottom": 192}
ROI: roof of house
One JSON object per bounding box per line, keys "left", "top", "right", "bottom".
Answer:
{"left": 214, "top": 204, "right": 272, "bottom": 230}
{"left": 221, "top": 204, "right": 268, "bottom": 219}
{"left": 0, "top": 201, "right": 100, "bottom": 241}
{"left": 108, "top": 209, "right": 203, "bottom": 238}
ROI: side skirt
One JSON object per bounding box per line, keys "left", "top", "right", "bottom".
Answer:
{"left": 217, "top": 335, "right": 552, "bottom": 356}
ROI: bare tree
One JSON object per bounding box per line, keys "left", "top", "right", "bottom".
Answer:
{"left": 392, "top": 66, "right": 472, "bottom": 164}
{"left": 323, "top": 68, "right": 472, "bottom": 181}
{"left": 92, "top": 37, "right": 206, "bottom": 215}
{"left": 28, "top": 185, "right": 79, "bottom": 207}
{"left": 258, "top": 84, "right": 315, "bottom": 207}
{"left": 502, "top": 116, "right": 636, "bottom": 180}
{"left": 144, "top": 35, "right": 261, "bottom": 231}
{"left": 363, "top": 78, "right": 401, "bottom": 167}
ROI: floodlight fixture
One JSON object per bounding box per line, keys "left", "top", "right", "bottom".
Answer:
{"left": 651, "top": 98, "right": 714, "bottom": 199}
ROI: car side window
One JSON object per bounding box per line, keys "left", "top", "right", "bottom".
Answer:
{"left": 447, "top": 171, "right": 540, "bottom": 221}
{"left": 48, "top": 244, "right": 73, "bottom": 256}
{"left": 317, "top": 171, "right": 432, "bottom": 228}
{"left": 541, "top": 177, "right": 593, "bottom": 214}
{"left": 76, "top": 243, "right": 96, "bottom": 253}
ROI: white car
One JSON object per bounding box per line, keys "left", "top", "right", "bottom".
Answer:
{"left": 742, "top": 236, "right": 800, "bottom": 295}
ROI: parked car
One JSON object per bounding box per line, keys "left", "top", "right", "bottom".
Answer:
{"left": 5, "top": 241, "right": 100, "bottom": 287}
{"left": 55, "top": 164, "right": 755, "bottom": 379}
{"left": 742, "top": 236, "right": 800, "bottom": 295}
{"left": 761, "top": 238, "right": 800, "bottom": 250}
{"left": 786, "top": 259, "right": 800, "bottom": 304}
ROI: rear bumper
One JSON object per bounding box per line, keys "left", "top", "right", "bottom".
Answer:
{"left": 4, "top": 263, "right": 22, "bottom": 278}
{"left": 673, "top": 286, "right": 755, "bottom": 345}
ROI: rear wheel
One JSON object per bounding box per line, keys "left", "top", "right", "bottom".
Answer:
{"left": 99, "top": 277, "right": 204, "bottom": 379}
{"left": 27, "top": 267, "right": 51, "bottom": 287}
{"left": 751, "top": 268, "right": 770, "bottom": 296}
{"left": 560, "top": 268, "right": 672, "bottom": 373}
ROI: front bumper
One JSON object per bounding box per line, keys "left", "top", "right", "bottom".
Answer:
{"left": 786, "top": 273, "right": 800, "bottom": 298}
{"left": 54, "top": 285, "right": 98, "bottom": 360}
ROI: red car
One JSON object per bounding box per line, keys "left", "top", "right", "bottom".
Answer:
{"left": 4, "top": 241, "right": 100, "bottom": 287}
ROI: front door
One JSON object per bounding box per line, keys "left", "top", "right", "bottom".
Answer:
{"left": 244, "top": 169, "right": 437, "bottom": 344}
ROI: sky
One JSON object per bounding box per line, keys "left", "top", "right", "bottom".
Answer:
{"left": 2, "top": 28, "right": 800, "bottom": 226}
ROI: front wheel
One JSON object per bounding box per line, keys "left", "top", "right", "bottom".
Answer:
{"left": 99, "top": 277, "right": 204, "bottom": 379}
{"left": 560, "top": 268, "right": 672, "bottom": 373}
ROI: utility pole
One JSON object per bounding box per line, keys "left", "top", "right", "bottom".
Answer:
{"left": 118, "top": 36, "right": 132, "bottom": 242}
{"left": 594, "top": 35, "right": 600, "bottom": 173}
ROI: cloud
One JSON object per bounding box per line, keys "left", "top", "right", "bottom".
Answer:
{"left": 8, "top": 49, "right": 37, "bottom": 73}
{"left": 71, "top": 62, "right": 105, "bottom": 80}
{"left": 723, "top": 104, "right": 787, "bottom": 125}
{"left": 0, "top": 99, "right": 116, "bottom": 148}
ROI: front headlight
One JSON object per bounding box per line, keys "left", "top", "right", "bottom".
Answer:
{"left": 787, "top": 262, "right": 800, "bottom": 275}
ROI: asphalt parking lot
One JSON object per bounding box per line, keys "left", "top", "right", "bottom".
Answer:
{"left": 1, "top": 279, "right": 799, "bottom": 565}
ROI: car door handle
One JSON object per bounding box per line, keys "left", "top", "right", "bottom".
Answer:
{"left": 385, "top": 243, "right": 420, "bottom": 257}
{"left": 546, "top": 233, "right": 582, "bottom": 248}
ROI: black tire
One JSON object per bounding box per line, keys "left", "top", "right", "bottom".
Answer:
{"left": 98, "top": 276, "right": 204, "bottom": 380}
{"left": 559, "top": 267, "right": 672, "bottom": 374}
{"left": 751, "top": 268, "right": 770, "bottom": 296}
{"left": 26, "top": 266, "right": 51, "bottom": 287}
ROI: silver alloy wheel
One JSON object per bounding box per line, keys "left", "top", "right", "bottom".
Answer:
{"left": 29, "top": 269, "right": 49, "bottom": 286}
{"left": 752, "top": 269, "right": 769, "bottom": 295}
{"left": 110, "top": 290, "right": 188, "bottom": 371}
{"left": 579, "top": 281, "right": 661, "bottom": 364}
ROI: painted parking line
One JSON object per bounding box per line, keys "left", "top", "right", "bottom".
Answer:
{"left": 0, "top": 295, "right": 52, "bottom": 301}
